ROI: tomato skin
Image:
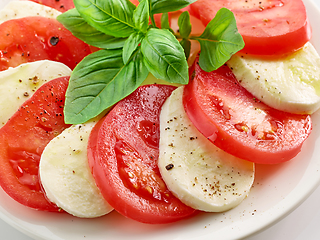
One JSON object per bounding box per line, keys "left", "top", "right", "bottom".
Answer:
{"left": 29, "top": 0, "right": 75, "bottom": 12}
{"left": 88, "top": 85, "right": 197, "bottom": 224}
{"left": 0, "top": 77, "right": 71, "bottom": 211}
{"left": 183, "top": 60, "right": 312, "bottom": 164}
{"left": 189, "top": 0, "right": 311, "bottom": 56}
{"left": 0, "top": 17, "right": 92, "bottom": 71}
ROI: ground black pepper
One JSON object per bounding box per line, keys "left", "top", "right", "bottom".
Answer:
{"left": 50, "top": 36, "right": 59, "bottom": 46}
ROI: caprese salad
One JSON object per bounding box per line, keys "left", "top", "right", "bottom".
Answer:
{"left": 0, "top": 0, "right": 319, "bottom": 227}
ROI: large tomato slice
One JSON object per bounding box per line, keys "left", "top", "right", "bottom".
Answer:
{"left": 183, "top": 60, "right": 312, "bottom": 164}
{"left": 0, "top": 77, "right": 71, "bottom": 211}
{"left": 88, "top": 85, "right": 197, "bottom": 224}
{"left": 189, "top": 0, "right": 311, "bottom": 56}
{"left": 29, "top": 0, "right": 75, "bottom": 12}
{"left": 30, "top": 0, "right": 138, "bottom": 12}
{"left": 0, "top": 16, "right": 92, "bottom": 71}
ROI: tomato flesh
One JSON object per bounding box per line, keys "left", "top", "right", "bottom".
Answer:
{"left": 0, "top": 77, "right": 71, "bottom": 211}
{"left": 30, "top": 0, "right": 75, "bottom": 12}
{"left": 183, "top": 60, "right": 312, "bottom": 164}
{"left": 88, "top": 85, "right": 196, "bottom": 224}
{"left": 0, "top": 16, "right": 92, "bottom": 71}
{"left": 189, "top": 0, "right": 311, "bottom": 56}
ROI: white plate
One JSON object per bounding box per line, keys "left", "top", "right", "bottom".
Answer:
{"left": 0, "top": 0, "right": 320, "bottom": 239}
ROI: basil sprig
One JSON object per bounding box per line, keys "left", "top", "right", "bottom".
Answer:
{"left": 58, "top": 0, "right": 244, "bottom": 124}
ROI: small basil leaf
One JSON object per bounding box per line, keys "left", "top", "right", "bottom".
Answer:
{"left": 133, "top": 0, "right": 149, "bottom": 32}
{"left": 161, "top": 13, "right": 170, "bottom": 29}
{"left": 64, "top": 48, "right": 149, "bottom": 124}
{"left": 141, "top": 28, "right": 188, "bottom": 84}
{"left": 74, "top": 0, "right": 136, "bottom": 38}
{"left": 57, "top": 8, "right": 126, "bottom": 49}
{"left": 161, "top": 13, "right": 174, "bottom": 33}
{"left": 180, "top": 38, "right": 191, "bottom": 60}
{"left": 194, "top": 8, "right": 245, "bottom": 72}
{"left": 178, "top": 11, "right": 191, "bottom": 39}
{"left": 123, "top": 32, "right": 145, "bottom": 64}
{"left": 150, "top": 0, "right": 197, "bottom": 14}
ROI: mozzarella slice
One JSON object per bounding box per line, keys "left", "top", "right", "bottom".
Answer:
{"left": 40, "top": 119, "right": 113, "bottom": 218}
{"left": 158, "top": 87, "right": 255, "bottom": 212}
{"left": 0, "top": 0, "right": 61, "bottom": 24}
{"left": 227, "top": 42, "right": 320, "bottom": 114}
{"left": 0, "top": 60, "right": 71, "bottom": 126}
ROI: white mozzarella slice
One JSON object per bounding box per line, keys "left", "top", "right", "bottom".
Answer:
{"left": 158, "top": 87, "right": 255, "bottom": 212}
{"left": 0, "top": 0, "right": 61, "bottom": 24}
{"left": 40, "top": 119, "right": 113, "bottom": 218}
{"left": 227, "top": 42, "right": 320, "bottom": 114}
{"left": 0, "top": 60, "right": 71, "bottom": 126}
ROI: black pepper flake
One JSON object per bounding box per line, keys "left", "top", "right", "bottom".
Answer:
{"left": 165, "top": 163, "right": 174, "bottom": 171}
{"left": 50, "top": 36, "right": 60, "bottom": 46}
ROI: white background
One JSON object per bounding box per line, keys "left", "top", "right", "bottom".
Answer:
{"left": 0, "top": 0, "right": 320, "bottom": 239}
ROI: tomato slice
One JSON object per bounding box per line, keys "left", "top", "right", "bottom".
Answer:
{"left": 183, "top": 60, "right": 312, "bottom": 164}
{"left": 29, "top": 0, "right": 75, "bottom": 12}
{"left": 0, "top": 77, "right": 71, "bottom": 211}
{"left": 0, "top": 16, "right": 92, "bottom": 71}
{"left": 88, "top": 85, "right": 197, "bottom": 224}
{"left": 189, "top": 0, "right": 311, "bottom": 56}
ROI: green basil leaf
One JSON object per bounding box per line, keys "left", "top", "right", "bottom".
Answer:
{"left": 178, "top": 11, "right": 191, "bottom": 39}
{"left": 133, "top": 0, "right": 149, "bottom": 32}
{"left": 194, "top": 8, "right": 245, "bottom": 72}
{"left": 161, "top": 13, "right": 170, "bottom": 29}
{"left": 123, "top": 32, "right": 145, "bottom": 64}
{"left": 57, "top": 8, "right": 126, "bottom": 49}
{"left": 161, "top": 13, "right": 174, "bottom": 33}
{"left": 180, "top": 38, "right": 191, "bottom": 60}
{"left": 74, "top": 0, "right": 136, "bottom": 38}
{"left": 64, "top": 48, "right": 149, "bottom": 124}
{"left": 141, "top": 28, "right": 188, "bottom": 84}
{"left": 150, "top": 0, "right": 197, "bottom": 14}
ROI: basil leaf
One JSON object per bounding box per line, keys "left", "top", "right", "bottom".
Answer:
{"left": 141, "top": 28, "right": 188, "bottom": 84}
{"left": 161, "top": 13, "right": 174, "bottom": 33}
{"left": 194, "top": 8, "right": 245, "bottom": 72}
{"left": 133, "top": 0, "right": 149, "bottom": 32}
{"left": 178, "top": 11, "right": 191, "bottom": 39}
{"left": 150, "top": 0, "right": 197, "bottom": 14}
{"left": 57, "top": 8, "right": 126, "bottom": 49}
{"left": 64, "top": 48, "right": 149, "bottom": 124}
{"left": 161, "top": 13, "right": 170, "bottom": 29}
{"left": 123, "top": 32, "right": 145, "bottom": 64}
{"left": 74, "top": 0, "right": 136, "bottom": 38}
{"left": 180, "top": 38, "right": 191, "bottom": 60}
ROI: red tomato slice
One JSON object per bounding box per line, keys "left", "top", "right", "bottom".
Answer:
{"left": 29, "top": 0, "right": 75, "bottom": 12}
{"left": 130, "top": 0, "right": 140, "bottom": 5}
{"left": 183, "top": 59, "right": 312, "bottom": 164}
{"left": 189, "top": 0, "right": 311, "bottom": 56}
{"left": 0, "top": 77, "right": 71, "bottom": 211}
{"left": 0, "top": 16, "right": 92, "bottom": 71}
{"left": 88, "top": 85, "right": 197, "bottom": 224}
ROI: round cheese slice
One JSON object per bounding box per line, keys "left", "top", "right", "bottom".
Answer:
{"left": 158, "top": 87, "right": 255, "bottom": 212}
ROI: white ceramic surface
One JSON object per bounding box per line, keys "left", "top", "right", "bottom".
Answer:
{"left": 0, "top": 0, "right": 320, "bottom": 239}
